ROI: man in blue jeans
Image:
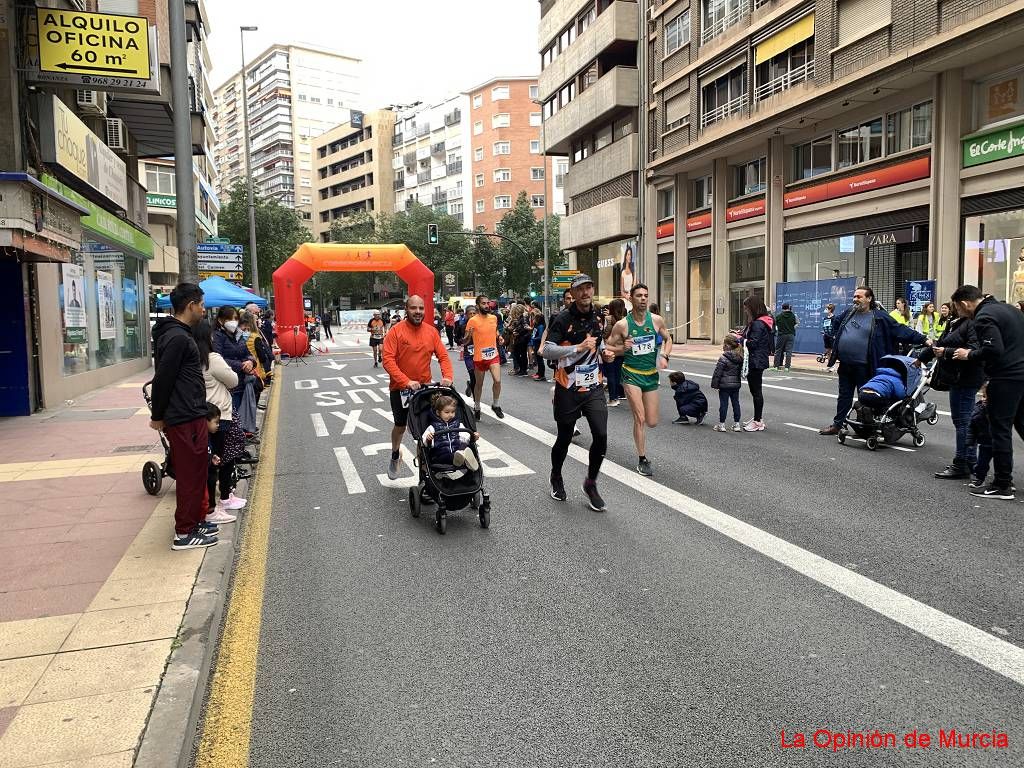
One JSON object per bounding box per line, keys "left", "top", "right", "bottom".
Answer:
{"left": 819, "top": 286, "right": 927, "bottom": 435}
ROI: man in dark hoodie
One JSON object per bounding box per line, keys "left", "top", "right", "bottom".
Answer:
{"left": 151, "top": 283, "right": 218, "bottom": 550}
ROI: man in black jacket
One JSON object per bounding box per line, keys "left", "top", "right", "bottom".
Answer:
{"left": 951, "top": 285, "right": 1024, "bottom": 500}
{"left": 151, "top": 283, "right": 218, "bottom": 549}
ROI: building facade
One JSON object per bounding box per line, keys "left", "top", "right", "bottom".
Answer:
{"left": 538, "top": 0, "right": 642, "bottom": 303}
{"left": 312, "top": 109, "right": 396, "bottom": 242}
{"left": 465, "top": 76, "right": 565, "bottom": 233}
{"left": 640, "top": 0, "right": 1024, "bottom": 341}
{"left": 391, "top": 95, "right": 474, "bottom": 228}
{"left": 0, "top": 0, "right": 214, "bottom": 416}
{"left": 213, "top": 44, "right": 362, "bottom": 223}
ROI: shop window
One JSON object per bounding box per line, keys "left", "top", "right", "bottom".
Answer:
{"left": 963, "top": 210, "right": 1024, "bottom": 304}
{"left": 733, "top": 157, "right": 766, "bottom": 197}
{"left": 729, "top": 236, "right": 765, "bottom": 328}
{"left": 665, "top": 11, "right": 691, "bottom": 56}
{"left": 836, "top": 117, "right": 883, "bottom": 169}
{"left": 784, "top": 235, "right": 866, "bottom": 283}
{"left": 688, "top": 253, "right": 712, "bottom": 339}
{"left": 792, "top": 135, "right": 832, "bottom": 180}
{"left": 886, "top": 101, "right": 932, "bottom": 155}
{"left": 692, "top": 175, "right": 713, "bottom": 210}
{"left": 657, "top": 186, "right": 675, "bottom": 220}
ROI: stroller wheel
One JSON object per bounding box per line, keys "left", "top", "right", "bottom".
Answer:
{"left": 927, "top": 414, "right": 938, "bottom": 426}
{"left": 479, "top": 500, "right": 490, "bottom": 529}
{"left": 837, "top": 430, "right": 847, "bottom": 445}
{"left": 142, "top": 461, "right": 162, "bottom": 495}
{"left": 435, "top": 507, "right": 447, "bottom": 535}
{"left": 408, "top": 486, "right": 421, "bottom": 518}
{"left": 913, "top": 432, "right": 926, "bottom": 448}
{"left": 470, "top": 490, "right": 483, "bottom": 510}
{"left": 865, "top": 436, "right": 879, "bottom": 451}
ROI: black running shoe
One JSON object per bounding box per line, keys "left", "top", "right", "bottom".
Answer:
{"left": 637, "top": 457, "right": 653, "bottom": 477}
{"left": 465, "top": 383, "right": 473, "bottom": 397}
{"left": 493, "top": 405, "right": 504, "bottom": 419}
{"left": 582, "top": 479, "right": 606, "bottom": 512}
{"left": 970, "top": 484, "right": 1015, "bottom": 500}
{"left": 473, "top": 407, "right": 482, "bottom": 421}
{"left": 550, "top": 473, "right": 566, "bottom": 501}
{"left": 968, "top": 476, "right": 986, "bottom": 490}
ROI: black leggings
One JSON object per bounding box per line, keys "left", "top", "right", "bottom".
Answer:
{"left": 207, "top": 428, "right": 234, "bottom": 507}
{"left": 747, "top": 367, "right": 765, "bottom": 421}
{"left": 551, "top": 391, "right": 607, "bottom": 481}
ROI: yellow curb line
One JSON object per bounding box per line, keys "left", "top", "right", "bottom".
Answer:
{"left": 193, "top": 373, "right": 282, "bottom": 768}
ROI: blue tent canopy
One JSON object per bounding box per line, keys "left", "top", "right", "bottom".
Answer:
{"left": 155, "top": 276, "right": 268, "bottom": 310}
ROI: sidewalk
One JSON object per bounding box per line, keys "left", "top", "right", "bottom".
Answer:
{"left": 669, "top": 342, "right": 831, "bottom": 375}
{"left": 0, "top": 370, "right": 223, "bottom": 767}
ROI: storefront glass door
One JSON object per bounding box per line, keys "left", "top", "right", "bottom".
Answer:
{"left": 658, "top": 261, "right": 675, "bottom": 337}
{"left": 688, "top": 256, "right": 711, "bottom": 339}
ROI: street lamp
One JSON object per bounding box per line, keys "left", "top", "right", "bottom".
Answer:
{"left": 532, "top": 97, "right": 549, "bottom": 321}
{"left": 240, "top": 26, "right": 259, "bottom": 294}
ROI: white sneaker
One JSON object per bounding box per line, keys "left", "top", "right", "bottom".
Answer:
{"left": 222, "top": 493, "right": 246, "bottom": 510}
{"left": 743, "top": 420, "right": 766, "bottom": 432}
{"left": 713, "top": 423, "right": 727, "bottom": 432}
{"left": 607, "top": 398, "right": 620, "bottom": 407}
{"left": 453, "top": 448, "right": 479, "bottom": 471}
{"left": 387, "top": 456, "right": 401, "bottom": 480}
{"left": 732, "top": 423, "right": 743, "bottom": 432}
{"left": 206, "top": 508, "right": 237, "bottom": 525}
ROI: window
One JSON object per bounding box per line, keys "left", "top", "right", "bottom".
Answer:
{"left": 836, "top": 117, "right": 883, "bottom": 169}
{"left": 792, "top": 135, "right": 832, "bottom": 180}
{"left": 310, "top": 96, "right": 320, "bottom": 104}
{"left": 559, "top": 81, "right": 576, "bottom": 108}
{"left": 301, "top": 196, "right": 311, "bottom": 205}
{"left": 145, "top": 164, "right": 175, "bottom": 194}
{"left": 529, "top": 84, "right": 539, "bottom": 100}
{"left": 701, "top": 65, "right": 746, "bottom": 126}
{"left": 531, "top": 167, "right": 545, "bottom": 180}
{"left": 594, "top": 123, "right": 614, "bottom": 151}
{"left": 476, "top": 199, "right": 485, "bottom": 213}
{"left": 572, "top": 138, "right": 590, "bottom": 163}
{"left": 532, "top": 195, "right": 545, "bottom": 208}
{"left": 530, "top": 140, "right": 541, "bottom": 154}
{"left": 475, "top": 173, "right": 484, "bottom": 187}
{"left": 474, "top": 147, "right": 484, "bottom": 161}
{"left": 665, "top": 10, "right": 690, "bottom": 55}
{"left": 704, "top": 0, "right": 745, "bottom": 41}
{"left": 494, "top": 168, "right": 511, "bottom": 182}
{"left": 530, "top": 112, "right": 542, "bottom": 127}
{"left": 450, "top": 201, "right": 463, "bottom": 215}
{"left": 542, "top": 44, "right": 556, "bottom": 70}
{"left": 579, "top": 62, "right": 599, "bottom": 93}
{"left": 886, "top": 101, "right": 933, "bottom": 154}
{"left": 493, "top": 141, "right": 511, "bottom": 155}
{"left": 577, "top": 5, "right": 596, "bottom": 33}
{"left": 301, "top": 178, "right": 312, "bottom": 187}
{"left": 693, "top": 175, "right": 713, "bottom": 209}
{"left": 491, "top": 85, "right": 510, "bottom": 101}
{"left": 492, "top": 113, "right": 510, "bottom": 129}
{"left": 614, "top": 114, "right": 634, "bottom": 139}
{"left": 473, "top": 94, "right": 483, "bottom": 108}
{"left": 297, "top": 93, "right": 307, "bottom": 101}
{"left": 837, "top": 0, "right": 891, "bottom": 48}
{"left": 657, "top": 186, "right": 675, "bottom": 220}
{"left": 734, "top": 158, "right": 766, "bottom": 196}
{"left": 473, "top": 121, "right": 483, "bottom": 135}
{"left": 494, "top": 195, "right": 512, "bottom": 209}
{"left": 755, "top": 38, "right": 814, "bottom": 100}
{"left": 665, "top": 92, "right": 690, "bottom": 131}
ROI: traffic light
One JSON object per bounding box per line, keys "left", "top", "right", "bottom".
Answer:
{"left": 427, "top": 224, "right": 439, "bottom": 245}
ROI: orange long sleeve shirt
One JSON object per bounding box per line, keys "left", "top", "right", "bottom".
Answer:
{"left": 382, "top": 320, "right": 453, "bottom": 390}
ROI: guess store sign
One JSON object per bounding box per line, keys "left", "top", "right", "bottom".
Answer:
{"left": 784, "top": 156, "right": 931, "bottom": 209}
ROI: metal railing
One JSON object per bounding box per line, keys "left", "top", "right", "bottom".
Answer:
{"left": 700, "top": 94, "right": 747, "bottom": 128}
{"left": 701, "top": 1, "right": 749, "bottom": 44}
{"left": 446, "top": 160, "right": 463, "bottom": 175}
{"left": 431, "top": 141, "right": 446, "bottom": 154}
{"left": 754, "top": 59, "right": 815, "bottom": 102}
{"left": 393, "top": 178, "right": 405, "bottom": 190}
{"left": 431, "top": 190, "right": 448, "bottom": 205}
{"left": 444, "top": 109, "right": 461, "bottom": 126}
{"left": 393, "top": 132, "right": 404, "bottom": 146}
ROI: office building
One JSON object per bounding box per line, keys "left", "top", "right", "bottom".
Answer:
{"left": 312, "top": 109, "right": 396, "bottom": 242}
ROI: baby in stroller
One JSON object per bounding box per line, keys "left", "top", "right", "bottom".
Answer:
{"left": 421, "top": 393, "right": 480, "bottom": 480}
{"left": 839, "top": 353, "right": 937, "bottom": 449}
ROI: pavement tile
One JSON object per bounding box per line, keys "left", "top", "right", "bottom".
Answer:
{"left": 30, "top": 753, "right": 134, "bottom": 768}
{"left": 107, "top": 546, "right": 204, "bottom": 581}
{"left": 24, "top": 640, "right": 169, "bottom": 705}
{"left": 0, "top": 615, "right": 79, "bottom": 661}
{"left": 0, "top": 583, "right": 104, "bottom": 624}
{"left": 0, "top": 526, "right": 72, "bottom": 548}
{"left": 0, "top": 557, "right": 120, "bottom": 593}
{"left": 58, "top": 520, "right": 148, "bottom": 544}
{"left": 0, "top": 657, "right": 52, "bottom": 707}
{"left": 87, "top": 574, "right": 196, "bottom": 612}
{"left": 0, "top": 688, "right": 153, "bottom": 768}
{"left": 0, "top": 709, "right": 14, "bottom": 742}
{"left": 59, "top": 601, "right": 185, "bottom": 652}
{"left": 76, "top": 505, "right": 155, "bottom": 524}
{"left": 0, "top": 512, "right": 84, "bottom": 532}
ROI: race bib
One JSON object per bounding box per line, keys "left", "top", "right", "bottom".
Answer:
{"left": 400, "top": 389, "right": 413, "bottom": 408}
{"left": 574, "top": 362, "right": 599, "bottom": 388}
{"left": 464, "top": 344, "right": 474, "bottom": 357}
{"left": 481, "top": 346, "right": 498, "bottom": 361}
{"left": 632, "top": 335, "right": 655, "bottom": 356}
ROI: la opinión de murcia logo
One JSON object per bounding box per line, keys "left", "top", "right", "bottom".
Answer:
{"left": 780, "top": 728, "right": 1009, "bottom": 751}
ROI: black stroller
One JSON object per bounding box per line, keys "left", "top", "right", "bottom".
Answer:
{"left": 405, "top": 384, "right": 491, "bottom": 535}
{"left": 141, "top": 381, "right": 173, "bottom": 495}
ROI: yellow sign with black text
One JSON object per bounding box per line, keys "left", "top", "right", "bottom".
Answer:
{"left": 37, "top": 9, "right": 150, "bottom": 80}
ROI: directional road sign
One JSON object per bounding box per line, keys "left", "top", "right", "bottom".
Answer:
{"left": 553, "top": 269, "right": 579, "bottom": 277}
{"left": 197, "top": 259, "right": 244, "bottom": 272}
{"left": 37, "top": 10, "right": 151, "bottom": 80}
{"left": 196, "top": 243, "right": 244, "bottom": 254}
{"left": 199, "top": 270, "right": 244, "bottom": 282}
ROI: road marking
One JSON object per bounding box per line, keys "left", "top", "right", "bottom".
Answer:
{"left": 482, "top": 404, "right": 1024, "bottom": 687}
{"left": 194, "top": 358, "right": 283, "bottom": 768}
{"left": 310, "top": 413, "right": 328, "bottom": 437}
{"left": 334, "top": 447, "right": 366, "bottom": 494}
{"left": 783, "top": 423, "right": 917, "bottom": 452}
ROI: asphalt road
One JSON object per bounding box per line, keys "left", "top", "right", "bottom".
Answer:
{"left": 244, "top": 332, "right": 1023, "bottom": 767}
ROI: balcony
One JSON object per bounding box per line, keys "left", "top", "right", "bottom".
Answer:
{"left": 701, "top": 94, "right": 747, "bottom": 129}
{"left": 538, "top": 1, "right": 639, "bottom": 103}
{"left": 446, "top": 160, "right": 463, "bottom": 175}
{"left": 444, "top": 109, "right": 461, "bottom": 126}
{"left": 545, "top": 66, "right": 639, "bottom": 154}
{"left": 403, "top": 151, "right": 416, "bottom": 166}
{"left": 702, "top": 1, "right": 750, "bottom": 45}
{"left": 431, "top": 141, "right": 446, "bottom": 155}
{"left": 416, "top": 146, "right": 431, "bottom": 160}
{"left": 431, "top": 165, "right": 447, "bottom": 180}
{"left": 754, "top": 59, "right": 815, "bottom": 102}
{"left": 431, "top": 190, "right": 448, "bottom": 205}
{"left": 393, "top": 132, "right": 404, "bottom": 146}
{"left": 393, "top": 177, "right": 405, "bottom": 191}
{"left": 416, "top": 122, "right": 430, "bottom": 137}
{"left": 565, "top": 133, "right": 637, "bottom": 198}
{"left": 392, "top": 155, "right": 405, "bottom": 170}
{"left": 560, "top": 196, "right": 638, "bottom": 250}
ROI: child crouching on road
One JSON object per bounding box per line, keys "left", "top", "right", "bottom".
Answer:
{"left": 968, "top": 385, "right": 993, "bottom": 490}
{"left": 711, "top": 336, "right": 744, "bottom": 433}
{"left": 422, "top": 393, "right": 480, "bottom": 480}
{"left": 669, "top": 370, "right": 708, "bottom": 425}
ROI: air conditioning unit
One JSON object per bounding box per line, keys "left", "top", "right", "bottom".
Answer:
{"left": 76, "top": 90, "right": 107, "bottom": 117}
{"left": 105, "top": 118, "right": 127, "bottom": 152}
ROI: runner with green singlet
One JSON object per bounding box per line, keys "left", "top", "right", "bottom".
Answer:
{"left": 603, "top": 283, "right": 672, "bottom": 477}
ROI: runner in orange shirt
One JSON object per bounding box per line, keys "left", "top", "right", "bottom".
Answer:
{"left": 464, "top": 294, "right": 504, "bottom": 421}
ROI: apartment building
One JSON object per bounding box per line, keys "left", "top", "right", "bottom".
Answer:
{"left": 641, "top": 0, "right": 1024, "bottom": 341}
{"left": 538, "top": 0, "right": 642, "bottom": 302}
{"left": 466, "top": 76, "right": 567, "bottom": 233}
{"left": 312, "top": 110, "right": 396, "bottom": 242}
{"left": 391, "top": 95, "right": 474, "bottom": 228}
{"left": 213, "top": 44, "right": 361, "bottom": 221}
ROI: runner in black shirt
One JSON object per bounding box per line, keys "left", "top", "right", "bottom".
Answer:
{"left": 541, "top": 274, "right": 608, "bottom": 511}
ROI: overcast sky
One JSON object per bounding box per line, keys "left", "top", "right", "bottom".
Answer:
{"left": 206, "top": 1, "right": 541, "bottom": 106}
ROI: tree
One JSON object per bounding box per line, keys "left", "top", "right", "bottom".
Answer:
{"left": 492, "top": 192, "right": 567, "bottom": 298}
{"left": 217, "top": 181, "right": 310, "bottom": 295}
{"left": 321, "top": 213, "right": 381, "bottom": 307}
{"left": 376, "top": 202, "right": 473, "bottom": 283}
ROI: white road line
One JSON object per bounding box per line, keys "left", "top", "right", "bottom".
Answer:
{"left": 333, "top": 447, "right": 366, "bottom": 494}
{"left": 480, "top": 404, "right": 1024, "bottom": 686}
{"left": 783, "top": 422, "right": 916, "bottom": 452}
{"left": 310, "top": 413, "right": 329, "bottom": 437}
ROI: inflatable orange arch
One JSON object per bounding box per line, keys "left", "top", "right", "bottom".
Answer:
{"left": 272, "top": 243, "right": 435, "bottom": 352}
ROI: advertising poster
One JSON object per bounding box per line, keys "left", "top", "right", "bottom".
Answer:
{"left": 775, "top": 277, "right": 856, "bottom": 354}
{"left": 123, "top": 277, "right": 138, "bottom": 322}
{"left": 61, "top": 263, "right": 87, "bottom": 343}
{"left": 620, "top": 240, "right": 637, "bottom": 298}
{"left": 906, "top": 280, "right": 936, "bottom": 316}
{"left": 97, "top": 270, "right": 116, "bottom": 340}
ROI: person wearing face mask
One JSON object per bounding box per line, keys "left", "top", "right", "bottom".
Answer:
{"left": 238, "top": 312, "right": 268, "bottom": 383}
{"left": 213, "top": 306, "right": 257, "bottom": 415}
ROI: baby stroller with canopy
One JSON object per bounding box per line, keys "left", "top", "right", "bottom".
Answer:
{"left": 141, "top": 381, "right": 174, "bottom": 495}
{"left": 405, "top": 384, "right": 491, "bottom": 535}
{"left": 838, "top": 353, "right": 939, "bottom": 450}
